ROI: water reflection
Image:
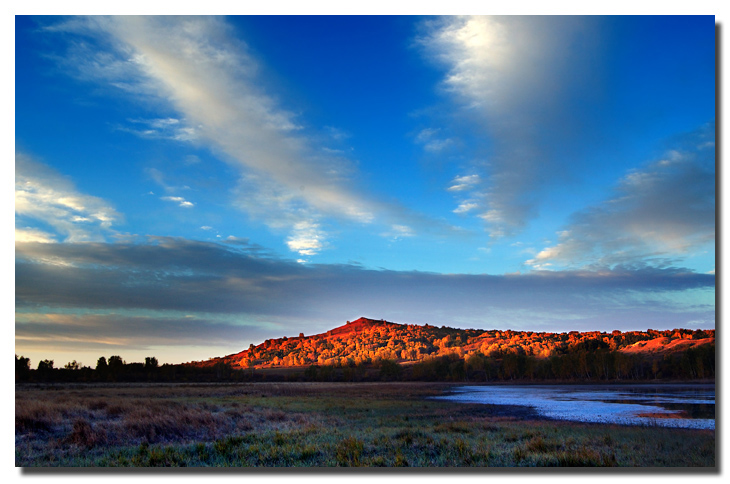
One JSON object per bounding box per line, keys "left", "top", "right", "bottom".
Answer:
{"left": 437, "top": 384, "right": 715, "bottom": 429}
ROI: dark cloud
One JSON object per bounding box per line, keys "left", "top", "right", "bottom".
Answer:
{"left": 16, "top": 237, "right": 715, "bottom": 336}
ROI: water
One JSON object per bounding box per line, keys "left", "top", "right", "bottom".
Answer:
{"left": 436, "top": 384, "right": 715, "bottom": 429}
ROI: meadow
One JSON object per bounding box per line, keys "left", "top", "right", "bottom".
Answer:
{"left": 15, "top": 382, "right": 715, "bottom": 467}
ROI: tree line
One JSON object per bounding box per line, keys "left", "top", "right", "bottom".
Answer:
{"left": 16, "top": 342, "right": 713, "bottom": 383}
{"left": 14, "top": 355, "right": 241, "bottom": 383}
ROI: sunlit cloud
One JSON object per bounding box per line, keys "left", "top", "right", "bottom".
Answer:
{"left": 15, "top": 227, "right": 57, "bottom": 244}
{"left": 419, "top": 16, "right": 597, "bottom": 238}
{"left": 286, "top": 221, "right": 326, "bottom": 256}
{"left": 15, "top": 153, "right": 121, "bottom": 242}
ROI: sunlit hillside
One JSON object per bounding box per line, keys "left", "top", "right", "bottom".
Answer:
{"left": 193, "top": 317, "right": 715, "bottom": 371}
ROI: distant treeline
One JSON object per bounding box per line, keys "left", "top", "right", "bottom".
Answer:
{"left": 14, "top": 355, "right": 241, "bottom": 384}
{"left": 16, "top": 343, "right": 714, "bottom": 384}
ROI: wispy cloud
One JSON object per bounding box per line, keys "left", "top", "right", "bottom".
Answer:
{"left": 381, "top": 224, "right": 415, "bottom": 240}
{"left": 118, "top": 117, "right": 198, "bottom": 142}
{"left": 48, "top": 16, "right": 388, "bottom": 255}
{"left": 15, "top": 153, "right": 121, "bottom": 242}
{"left": 447, "top": 174, "right": 480, "bottom": 192}
{"left": 419, "top": 16, "right": 597, "bottom": 238}
{"left": 160, "top": 195, "right": 194, "bottom": 208}
{"left": 453, "top": 201, "right": 479, "bottom": 215}
{"left": 415, "top": 128, "right": 453, "bottom": 152}
{"left": 526, "top": 124, "right": 715, "bottom": 270}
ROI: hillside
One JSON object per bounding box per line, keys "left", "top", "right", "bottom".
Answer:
{"left": 192, "top": 317, "right": 715, "bottom": 371}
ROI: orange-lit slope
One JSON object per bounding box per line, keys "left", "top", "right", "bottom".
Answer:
{"left": 189, "top": 318, "right": 714, "bottom": 369}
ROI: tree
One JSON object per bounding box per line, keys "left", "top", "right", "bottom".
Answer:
{"left": 144, "top": 357, "right": 159, "bottom": 370}
{"left": 64, "top": 360, "right": 80, "bottom": 370}
{"left": 107, "top": 355, "right": 125, "bottom": 380}
{"left": 38, "top": 359, "right": 54, "bottom": 371}
{"left": 96, "top": 356, "right": 108, "bottom": 371}
{"left": 15, "top": 355, "right": 30, "bottom": 382}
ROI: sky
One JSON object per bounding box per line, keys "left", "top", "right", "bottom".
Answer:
{"left": 14, "top": 14, "right": 717, "bottom": 367}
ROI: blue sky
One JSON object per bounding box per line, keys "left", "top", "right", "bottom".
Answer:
{"left": 14, "top": 15, "right": 716, "bottom": 365}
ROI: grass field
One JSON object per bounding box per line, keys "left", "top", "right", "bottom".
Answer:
{"left": 15, "top": 382, "right": 715, "bottom": 467}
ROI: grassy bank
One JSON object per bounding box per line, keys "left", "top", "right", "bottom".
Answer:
{"left": 16, "top": 382, "right": 715, "bottom": 467}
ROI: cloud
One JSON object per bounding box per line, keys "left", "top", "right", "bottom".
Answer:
{"left": 15, "top": 153, "right": 121, "bottom": 242}
{"left": 15, "top": 228, "right": 57, "bottom": 244}
{"left": 47, "top": 16, "right": 387, "bottom": 255}
{"left": 15, "top": 311, "right": 263, "bottom": 350}
{"left": 447, "top": 174, "right": 480, "bottom": 192}
{"left": 16, "top": 237, "right": 714, "bottom": 336}
{"left": 415, "top": 128, "right": 453, "bottom": 152}
{"left": 453, "top": 201, "right": 478, "bottom": 214}
{"left": 117, "top": 117, "right": 198, "bottom": 142}
{"left": 381, "top": 224, "right": 415, "bottom": 240}
{"left": 526, "top": 124, "right": 715, "bottom": 269}
{"left": 286, "top": 221, "right": 326, "bottom": 256}
{"left": 160, "top": 196, "right": 194, "bottom": 208}
{"left": 419, "top": 16, "right": 598, "bottom": 238}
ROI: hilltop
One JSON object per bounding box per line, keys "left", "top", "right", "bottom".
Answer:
{"left": 192, "top": 317, "right": 715, "bottom": 375}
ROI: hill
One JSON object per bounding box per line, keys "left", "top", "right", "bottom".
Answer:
{"left": 192, "top": 317, "right": 715, "bottom": 372}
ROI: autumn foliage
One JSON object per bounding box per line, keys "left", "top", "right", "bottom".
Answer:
{"left": 195, "top": 317, "right": 714, "bottom": 379}
{"left": 17, "top": 318, "right": 714, "bottom": 383}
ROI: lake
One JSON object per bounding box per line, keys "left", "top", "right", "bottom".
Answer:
{"left": 436, "top": 384, "right": 715, "bottom": 429}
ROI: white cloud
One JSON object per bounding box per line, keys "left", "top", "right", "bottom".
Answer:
{"left": 453, "top": 201, "right": 478, "bottom": 214}
{"left": 419, "top": 16, "right": 595, "bottom": 238}
{"left": 160, "top": 196, "right": 194, "bottom": 208}
{"left": 447, "top": 174, "right": 480, "bottom": 192}
{"left": 15, "top": 153, "right": 121, "bottom": 242}
{"left": 47, "top": 16, "right": 414, "bottom": 256}
{"left": 286, "top": 221, "right": 326, "bottom": 256}
{"left": 61, "top": 17, "right": 376, "bottom": 222}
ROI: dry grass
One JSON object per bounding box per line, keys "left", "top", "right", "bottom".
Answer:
{"left": 16, "top": 382, "right": 715, "bottom": 467}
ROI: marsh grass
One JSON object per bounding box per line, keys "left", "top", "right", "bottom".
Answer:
{"left": 16, "top": 382, "right": 715, "bottom": 467}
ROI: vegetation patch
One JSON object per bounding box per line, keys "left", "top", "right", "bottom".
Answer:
{"left": 15, "top": 382, "right": 715, "bottom": 467}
